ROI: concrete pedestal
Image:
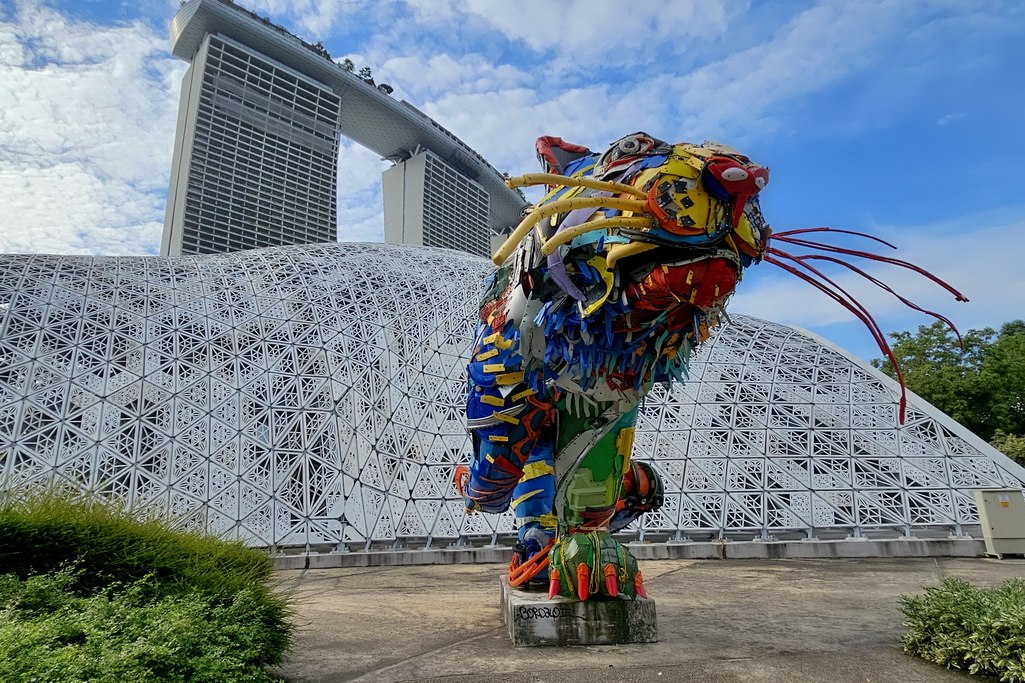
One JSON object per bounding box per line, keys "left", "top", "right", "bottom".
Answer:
{"left": 499, "top": 579, "right": 657, "bottom": 647}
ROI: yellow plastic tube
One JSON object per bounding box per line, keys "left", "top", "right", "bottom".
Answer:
{"left": 505, "top": 173, "right": 647, "bottom": 199}
{"left": 539, "top": 216, "right": 653, "bottom": 256}
{"left": 606, "top": 241, "right": 658, "bottom": 268}
{"left": 492, "top": 196, "right": 648, "bottom": 265}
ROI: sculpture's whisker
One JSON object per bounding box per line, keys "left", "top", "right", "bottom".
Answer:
{"left": 770, "top": 235, "right": 969, "bottom": 302}
{"left": 540, "top": 216, "right": 654, "bottom": 256}
{"left": 493, "top": 195, "right": 650, "bottom": 265}
{"left": 770, "top": 226, "right": 898, "bottom": 250}
{"left": 783, "top": 251, "right": 963, "bottom": 345}
{"left": 764, "top": 250, "right": 908, "bottom": 422}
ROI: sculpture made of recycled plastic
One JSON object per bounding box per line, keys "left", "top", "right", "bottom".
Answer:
{"left": 458, "top": 132, "right": 967, "bottom": 601}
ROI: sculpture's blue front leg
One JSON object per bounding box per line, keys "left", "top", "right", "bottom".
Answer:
{"left": 460, "top": 320, "right": 554, "bottom": 514}
{"left": 508, "top": 441, "right": 556, "bottom": 582}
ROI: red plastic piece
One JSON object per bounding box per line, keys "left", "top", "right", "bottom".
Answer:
{"left": 453, "top": 465, "right": 469, "bottom": 497}
{"left": 634, "top": 572, "right": 648, "bottom": 599}
{"left": 604, "top": 564, "right": 618, "bottom": 597}
{"left": 704, "top": 155, "right": 769, "bottom": 229}
{"left": 508, "top": 541, "right": 553, "bottom": 587}
{"left": 763, "top": 226, "right": 969, "bottom": 425}
{"left": 548, "top": 568, "right": 561, "bottom": 600}
{"left": 625, "top": 258, "right": 738, "bottom": 312}
{"left": 535, "top": 136, "right": 592, "bottom": 175}
{"left": 577, "top": 564, "right": 590, "bottom": 601}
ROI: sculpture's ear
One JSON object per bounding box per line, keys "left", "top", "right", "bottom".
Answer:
{"left": 535, "top": 136, "right": 592, "bottom": 175}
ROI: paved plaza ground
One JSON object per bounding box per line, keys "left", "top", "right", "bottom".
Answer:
{"left": 273, "top": 556, "right": 1025, "bottom": 682}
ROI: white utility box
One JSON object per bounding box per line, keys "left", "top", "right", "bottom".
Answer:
{"left": 975, "top": 489, "right": 1025, "bottom": 557}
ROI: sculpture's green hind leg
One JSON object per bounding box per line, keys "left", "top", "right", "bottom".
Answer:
{"left": 546, "top": 401, "right": 648, "bottom": 599}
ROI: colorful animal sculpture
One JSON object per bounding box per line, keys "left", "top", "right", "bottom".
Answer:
{"left": 455, "top": 132, "right": 966, "bottom": 601}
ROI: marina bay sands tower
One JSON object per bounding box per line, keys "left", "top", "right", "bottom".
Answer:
{"left": 162, "top": 0, "right": 525, "bottom": 257}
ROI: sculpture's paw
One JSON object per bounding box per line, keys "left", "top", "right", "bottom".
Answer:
{"left": 453, "top": 464, "right": 474, "bottom": 513}
{"left": 547, "top": 530, "right": 647, "bottom": 601}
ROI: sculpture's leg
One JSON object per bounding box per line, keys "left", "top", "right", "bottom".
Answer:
{"left": 507, "top": 440, "right": 556, "bottom": 585}
{"left": 460, "top": 322, "right": 554, "bottom": 514}
{"left": 608, "top": 461, "right": 665, "bottom": 532}
{"left": 547, "top": 402, "right": 649, "bottom": 600}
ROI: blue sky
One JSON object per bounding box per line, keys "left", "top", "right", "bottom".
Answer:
{"left": 1, "top": 0, "right": 1023, "bottom": 364}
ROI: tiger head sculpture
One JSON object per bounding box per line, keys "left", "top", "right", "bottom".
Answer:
{"left": 493, "top": 131, "right": 966, "bottom": 416}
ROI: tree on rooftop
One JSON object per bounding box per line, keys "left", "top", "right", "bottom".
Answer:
{"left": 311, "top": 41, "right": 330, "bottom": 59}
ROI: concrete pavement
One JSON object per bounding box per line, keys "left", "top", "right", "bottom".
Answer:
{"left": 272, "top": 556, "right": 1025, "bottom": 682}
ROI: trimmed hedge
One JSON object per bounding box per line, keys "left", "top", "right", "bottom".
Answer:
{"left": 900, "top": 576, "right": 1025, "bottom": 682}
{"left": 0, "top": 491, "right": 292, "bottom": 682}
{"left": 0, "top": 492, "right": 274, "bottom": 597}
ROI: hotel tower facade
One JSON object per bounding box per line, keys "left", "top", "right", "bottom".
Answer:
{"left": 162, "top": 0, "right": 525, "bottom": 257}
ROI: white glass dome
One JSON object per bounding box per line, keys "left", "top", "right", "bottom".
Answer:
{"left": 0, "top": 243, "right": 1021, "bottom": 548}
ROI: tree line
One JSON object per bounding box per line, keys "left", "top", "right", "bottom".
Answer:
{"left": 872, "top": 320, "right": 1025, "bottom": 464}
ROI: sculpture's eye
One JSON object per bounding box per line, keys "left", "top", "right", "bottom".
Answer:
{"left": 617, "top": 135, "right": 654, "bottom": 154}
{"left": 750, "top": 166, "right": 770, "bottom": 191}
{"left": 720, "top": 167, "right": 749, "bottom": 182}
{"left": 619, "top": 137, "right": 641, "bottom": 153}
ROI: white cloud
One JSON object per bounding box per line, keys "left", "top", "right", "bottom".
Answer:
{"left": 380, "top": 53, "right": 531, "bottom": 101}
{"left": 242, "top": 0, "right": 359, "bottom": 38}
{"left": 416, "top": 79, "right": 678, "bottom": 180}
{"left": 0, "top": 22, "right": 25, "bottom": 65}
{"left": 336, "top": 140, "right": 389, "bottom": 242}
{"left": 459, "top": 0, "right": 743, "bottom": 65}
{"left": 419, "top": 86, "right": 607, "bottom": 173}
{"left": 0, "top": 1, "right": 185, "bottom": 255}
{"left": 664, "top": 1, "right": 922, "bottom": 139}
{"left": 361, "top": 0, "right": 994, "bottom": 188}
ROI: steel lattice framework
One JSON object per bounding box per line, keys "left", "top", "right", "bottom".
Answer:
{"left": 1, "top": 243, "right": 1022, "bottom": 548}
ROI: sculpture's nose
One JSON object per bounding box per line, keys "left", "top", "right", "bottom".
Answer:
{"left": 702, "top": 157, "right": 770, "bottom": 229}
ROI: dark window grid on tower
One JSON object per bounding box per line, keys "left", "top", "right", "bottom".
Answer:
{"left": 195, "top": 89, "right": 337, "bottom": 162}
{"left": 196, "top": 100, "right": 337, "bottom": 175}
{"left": 183, "top": 200, "right": 332, "bottom": 251}
{"left": 185, "top": 119, "right": 336, "bottom": 244}
{"left": 170, "top": 32, "right": 348, "bottom": 255}
{"left": 423, "top": 199, "right": 487, "bottom": 253}
{"left": 192, "top": 52, "right": 336, "bottom": 189}
{"left": 186, "top": 166, "right": 333, "bottom": 218}
{"left": 420, "top": 155, "right": 489, "bottom": 255}
{"left": 206, "top": 41, "right": 338, "bottom": 143}
{"left": 425, "top": 178, "right": 477, "bottom": 240}
{"left": 211, "top": 38, "right": 339, "bottom": 123}
{"left": 208, "top": 72, "right": 337, "bottom": 143}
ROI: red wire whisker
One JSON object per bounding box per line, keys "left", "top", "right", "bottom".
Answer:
{"left": 784, "top": 252, "right": 964, "bottom": 347}
{"left": 770, "top": 226, "right": 898, "bottom": 250}
{"left": 768, "top": 235, "right": 969, "bottom": 303}
{"left": 763, "top": 249, "right": 908, "bottom": 423}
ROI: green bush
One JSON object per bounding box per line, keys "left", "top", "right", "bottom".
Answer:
{"left": 0, "top": 491, "right": 273, "bottom": 598}
{"left": 0, "top": 491, "right": 292, "bottom": 682}
{"left": 0, "top": 570, "right": 287, "bottom": 682}
{"left": 900, "top": 577, "right": 1025, "bottom": 681}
